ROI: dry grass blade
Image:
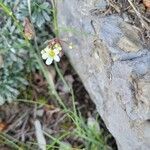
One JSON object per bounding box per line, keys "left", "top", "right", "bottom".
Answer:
{"left": 127, "top": 0, "right": 150, "bottom": 30}
{"left": 107, "top": 0, "right": 121, "bottom": 13}
{"left": 34, "top": 120, "right": 46, "bottom": 150}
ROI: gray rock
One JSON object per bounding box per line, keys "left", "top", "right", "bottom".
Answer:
{"left": 94, "top": 0, "right": 108, "bottom": 10}
{"left": 57, "top": 0, "right": 150, "bottom": 149}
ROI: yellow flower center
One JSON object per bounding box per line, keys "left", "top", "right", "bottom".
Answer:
{"left": 49, "top": 50, "right": 55, "bottom": 57}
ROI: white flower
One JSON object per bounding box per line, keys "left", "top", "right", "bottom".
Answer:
{"left": 41, "top": 45, "right": 61, "bottom": 65}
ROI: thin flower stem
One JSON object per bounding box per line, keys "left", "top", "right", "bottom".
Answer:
{"left": 54, "top": 62, "right": 70, "bottom": 91}
{"left": 26, "top": 0, "right": 67, "bottom": 110}
{"left": 51, "top": 0, "right": 59, "bottom": 36}
{"left": 52, "top": 0, "right": 77, "bottom": 114}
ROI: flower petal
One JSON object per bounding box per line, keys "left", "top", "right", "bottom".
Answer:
{"left": 54, "top": 44, "right": 62, "bottom": 51}
{"left": 54, "top": 55, "right": 60, "bottom": 62}
{"left": 54, "top": 43, "right": 59, "bottom": 48}
{"left": 41, "top": 50, "right": 45, "bottom": 54}
{"left": 58, "top": 47, "right": 62, "bottom": 51}
{"left": 54, "top": 48, "right": 60, "bottom": 55}
{"left": 46, "top": 58, "right": 53, "bottom": 65}
{"left": 42, "top": 53, "right": 49, "bottom": 60}
{"left": 44, "top": 46, "right": 50, "bottom": 53}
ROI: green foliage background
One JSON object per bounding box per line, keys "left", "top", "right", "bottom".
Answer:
{"left": 0, "top": 0, "right": 53, "bottom": 105}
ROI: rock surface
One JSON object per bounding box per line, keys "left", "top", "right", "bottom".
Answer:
{"left": 57, "top": 0, "right": 150, "bottom": 149}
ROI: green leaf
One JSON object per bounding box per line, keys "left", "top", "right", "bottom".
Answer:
{"left": 40, "top": 2, "right": 49, "bottom": 10}
{"left": 32, "top": 11, "right": 38, "bottom": 23}
{"left": 42, "top": 11, "right": 50, "bottom": 21}
{"left": 36, "top": 14, "right": 45, "bottom": 27}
